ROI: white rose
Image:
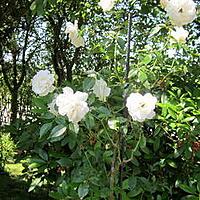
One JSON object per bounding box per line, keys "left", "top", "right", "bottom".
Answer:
{"left": 32, "top": 70, "right": 55, "bottom": 96}
{"left": 93, "top": 78, "right": 111, "bottom": 102}
{"left": 65, "top": 20, "right": 84, "bottom": 48}
{"left": 170, "top": 26, "right": 189, "bottom": 43}
{"left": 65, "top": 21, "right": 78, "bottom": 36}
{"left": 126, "top": 93, "right": 157, "bottom": 122}
{"left": 98, "top": 0, "right": 115, "bottom": 12}
{"left": 56, "top": 87, "right": 89, "bottom": 124}
{"left": 165, "top": 0, "right": 196, "bottom": 26}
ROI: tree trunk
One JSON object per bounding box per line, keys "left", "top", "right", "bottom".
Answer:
{"left": 10, "top": 89, "right": 18, "bottom": 123}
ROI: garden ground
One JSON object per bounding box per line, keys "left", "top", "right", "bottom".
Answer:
{"left": 0, "top": 163, "right": 50, "bottom": 200}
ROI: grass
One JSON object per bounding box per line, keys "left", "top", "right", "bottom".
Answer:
{"left": 0, "top": 162, "right": 51, "bottom": 200}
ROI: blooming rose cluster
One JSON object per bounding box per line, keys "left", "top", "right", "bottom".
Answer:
{"left": 32, "top": 70, "right": 55, "bottom": 96}
{"left": 161, "top": 0, "right": 196, "bottom": 43}
{"left": 65, "top": 20, "right": 84, "bottom": 48}
{"left": 126, "top": 93, "right": 157, "bottom": 122}
{"left": 56, "top": 87, "right": 89, "bottom": 124}
{"left": 31, "top": 69, "right": 158, "bottom": 125}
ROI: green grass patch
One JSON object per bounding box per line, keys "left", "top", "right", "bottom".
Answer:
{"left": 0, "top": 162, "right": 51, "bottom": 200}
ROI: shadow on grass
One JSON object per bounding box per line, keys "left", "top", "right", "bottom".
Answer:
{"left": 0, "top": 172, "right": 52, "bottom": 200}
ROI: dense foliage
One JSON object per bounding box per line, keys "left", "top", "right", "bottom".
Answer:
{"left": 0, "top": 0, "right": 200, "bottom": 199}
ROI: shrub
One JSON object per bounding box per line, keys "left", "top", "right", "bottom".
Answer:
{"left": 0, "top": 132, "right": 16, "bottom": 171}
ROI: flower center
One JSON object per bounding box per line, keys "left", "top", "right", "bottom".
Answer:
{"left": 178, "top": 8, "right": 183, "bottom": 13}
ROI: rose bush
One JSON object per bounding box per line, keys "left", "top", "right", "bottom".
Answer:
{"left": 17, "top": 0, "right": 200, "bottom": 199}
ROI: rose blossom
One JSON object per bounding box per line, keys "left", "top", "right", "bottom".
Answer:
{"left": 56, "top": 87, "right": 89, "bottom": 124}
{"left": 65, "top": 20, "right": 84, "bottom": 48}
{"left": 92, "top": 78, "right": 111, "bottom": 102}
{"left": 165, "top": 0, "right": 196, "bottom": 26}
{"left": 32, "top": 70, "right": 55, "bottom": 96}
{"left": 126, "top": 93, "right": 157, "bottom": 122}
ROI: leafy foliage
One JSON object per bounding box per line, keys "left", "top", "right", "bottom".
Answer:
{"left": 0, "top": 0, "right": 200, "bottom": 199}
{"left": 0, "top": 132, "right": 16, "bottom": 170}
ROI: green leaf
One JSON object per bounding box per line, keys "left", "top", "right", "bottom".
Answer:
{"left": 153, "top": 137, "right": 160, "bottom": 151}
{"left": 161, "top": 93, "right": 168, "bottom": 103}
{"left": 61, "top": 181, "right": 69, "bottom": 196}
{"left": 100, "top": 188, "right": 110, "bottom": 198}
{"left": 197, "top": 182, "right": 200, "bottom": 193}
{"left": 97, "top": 106, "right": 111, "bottom": 118}
{"left": 181, "top": 195, "right": 198, "bottom": 200}
{"left": 85, "top": 114, "right": 95, "bottom": 130}
{"left": 139, "top": 134, "right": 146, "bottom": 149}
{"left": 83, "top": 77, "right": 95, "bottom": 91}
{"left": 36, "top": 0, "right": 45, "bottom": 15}
{"left": 28, "top": 158, "right": 46, "bottom": 169}
{"left": 117, "top": 37, "right": 126, "bottom": 49}
{"left": 57, "top": 157, "right": 72, "bottom": 167}
{"left": 168, "top": 108, "right": 177, "bottom": 119}
{"left": 103, "top": 150, "right": 113, "bottom": 162}
{"left": 50, "top": 125, "right": 67, "bottom": 138}
{"left": 41, "top": 112, "right": 55, "bottom": 119}
{"left": 138, "top": 71, "right": 147, "bottom": 82}
{"left": 28, "top": 177, "right": 41, "bottom": 192}
{"left": 78, "top": 183, "right": 89, "bottom": 199}
{"left": 39, "top": 122, "right": 52, "bottom": 138}
{"left": 55, "top": 116, "right": 66, "bottom": 125}
{"left": 128, "top": 186, "right": 143, "bottom": 197}
{"left": 122, "top": 179, "right": 129, "bottom": 190}
{"left": 149, "top": 24, "right": 163, "bottom": 37}
{"left": 167, "top": 160, "right": 177, "bottom": 168}
{"left": 30, "top": 1, "right": 36, "bottom": 11}
{"left": 141, "top": 54, "right": 152, "bottom": 65}
{"left": 128, "top": 176, "right": 137, "bottom": 190}
{"left": 128, "top": 69, "right": 138, "bottom": 78}
{"left": 49, "top": 192, "right": 64, "bottom": 200}
{"left": 179, "top": 184, "right": 196, "bottom": 194}
{"left": 182, "top": 116, "right": 196, "bottom": 122}
{"left": 32, "top": 97, "right": 46, "bottom": 109}
{"left": 38, "top": 149, "right": 48, "bottom": 161}
{"left": 28, "top": 158, "right": 46, "bottom": 164}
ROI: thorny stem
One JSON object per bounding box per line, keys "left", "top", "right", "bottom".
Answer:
{"left": 124, "top": 12, "right": 133, "bottom": 82}
{"left": 151, "top": 58, "right": 176, "bottom": 88}
{"left": 118, "top": 11, "right": 133, "bottom": 200}
{"left": 109, "top": 146, "right": 117, "bottom": 200}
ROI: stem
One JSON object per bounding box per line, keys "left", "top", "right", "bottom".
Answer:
{"left": 91, "top": 114, "right": 116, "bottom": 147}
{"left": 123, "top": 131, "right": 142, "bottom": 163}
{"left": 109, "top": 147, "right": 117, "bottom": 200}
{"left": 118, "top": 11, "right": 133, "bottom": 200}
{"left": 124, "top": 12, "right": 133, "bottom": 82}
